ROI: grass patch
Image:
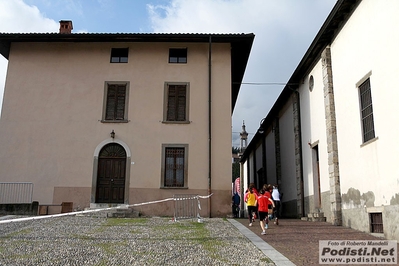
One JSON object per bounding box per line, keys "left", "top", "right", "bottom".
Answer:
{"left": 72, "top": 234, "right": 96, "bottom": 241}
{"left": 191, "top": 222, "right": 226, "bottom": 261}
{"left": 260, "top": 257, "right": 273, "bottom": 263}
{"left": 153, "top": 220, "right": 226, "bottom": 261}
{"left": 5, "top": 229, "right": 32, "bottom": 238}
{"left": 95, "top": 242, "right": 116, "bottom": 255}
{"left": 104, "top": 218, "right": 147, "bottom": 226}
{"left": 95, "top": 241, "right": 129, "bottom": 256}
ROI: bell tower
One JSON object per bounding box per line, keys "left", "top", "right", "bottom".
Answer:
{"left": 239, "top": 120, "right": 248, "bottom": 154}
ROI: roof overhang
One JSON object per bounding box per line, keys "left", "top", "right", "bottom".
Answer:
{"left": 241, "top": 0, "right": 361, "bottom": 161}
{"left": 0, "top": 32, "right": 254, "bottom": 112}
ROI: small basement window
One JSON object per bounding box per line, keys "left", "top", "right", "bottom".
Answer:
{"left": 111, "top": 48, "right": 129, "bottom": 63}
{"left": 370, "top": 213, "right": 383, "bottom": 233}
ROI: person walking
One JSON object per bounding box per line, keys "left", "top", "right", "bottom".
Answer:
{"left": 232, "top": 192, "right": 240, "bottom": 218}
{"left": 272, "top": 185, "right": 281, "bottom": 225}
{"left": 257, "top": 189, "right": 275, "bottom": 235}
{"left": 244, "top": 187, "right": 258, "bottom": 226}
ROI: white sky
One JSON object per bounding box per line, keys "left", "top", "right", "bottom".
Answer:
{"left": 0, "top": 0, "right": 337, "bottom": 146}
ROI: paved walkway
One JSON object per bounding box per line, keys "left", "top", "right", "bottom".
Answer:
{"left": 229, "top": 219, "right": 295, "bottom": 266}
{"left": 229, "top": 218, "right": 399, "bottom": 266}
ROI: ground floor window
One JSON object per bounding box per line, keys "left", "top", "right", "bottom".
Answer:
{"left": 161, "top": 144, "right": 188, "bottom": 188}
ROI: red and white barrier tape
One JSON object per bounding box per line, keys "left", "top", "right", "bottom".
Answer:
{"left": 0, "top": 193, "right": 213, "bottom": 224}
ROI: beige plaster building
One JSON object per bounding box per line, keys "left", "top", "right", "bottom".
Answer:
{"left": 0, "top": 22, "right": 254, "bottom": 217}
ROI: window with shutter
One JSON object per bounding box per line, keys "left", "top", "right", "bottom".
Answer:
{"left": 102, "top": 82, "right": 129, "bottom": 122}
{"left": 164, "top": 83, "right": 189, "bottom": 123}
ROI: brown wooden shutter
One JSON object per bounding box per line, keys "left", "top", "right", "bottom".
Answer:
{"left": 116, "top": 85, "right": 126, "bottom": 120}
{"left": 105, "top": 85, "right": 117, "bottom": 120}
{"left": 176, "top": 85, "right": 186, "bottom": 121}
{"left": 105, "top": 84, "right": 126, "bottom": 120}
{"left": 167, "top": 84, "right": 186, "bottom": 121}
{"left": 167, "top": 86, "right": 177, "bottom": 121}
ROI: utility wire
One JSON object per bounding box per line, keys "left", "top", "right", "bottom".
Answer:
{"left": 232, "top": 82, "right": 299, "bottom": 86}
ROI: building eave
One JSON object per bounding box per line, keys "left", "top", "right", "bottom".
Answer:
{"left": 241, "top": 0, "right": 361, "bottom": 161}
{"left": 0, "top": 32, "right": 254, "bottom": 113}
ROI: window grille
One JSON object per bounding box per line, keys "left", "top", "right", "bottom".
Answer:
{"left": 169, "top": 48, "right": 187, "bottom": 63}
{"left": 110, "top": 48, "right": 128, "bottom": 63}
{"left": 164, "top": 147, "right": 185, "bottom": 187}
{"left": 359, "top": 78, "right": 375, "bottom": 142}
{"left": 370, "top": 213, "right": 383, "bottom": 233}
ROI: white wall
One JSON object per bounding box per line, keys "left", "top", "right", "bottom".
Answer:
{"left": 331, "top": 0, "right": 399, "bottom": 207}
{"left": 299, "top": 59, "right": 330, "bottom": 198}
{"left": 278, "top": 100, "right": 297, "bottom": 201}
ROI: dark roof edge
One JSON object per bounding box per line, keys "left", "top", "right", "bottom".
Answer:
{"left": 231, "top": 34, "right": 255, "bottom": 112}
{"left": 241, "top": 0, "right": 361, "bottom": 161}
{"left": 0, "top": 32, "right": 254, "bottom": 61}
{"left": 0, "top": 32, "right": 254, "bottom": 114}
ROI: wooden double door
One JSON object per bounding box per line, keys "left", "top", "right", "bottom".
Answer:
{"left": 96, "top": 143, "right": 126, "bottom": 203}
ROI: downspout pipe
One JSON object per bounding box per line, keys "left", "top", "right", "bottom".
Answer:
{"left": 208, "top": 35, "right": 212, "bottom": 218}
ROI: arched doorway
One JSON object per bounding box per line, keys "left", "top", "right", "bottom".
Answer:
{"left": 96, "top": 143, "right": 127, "bottom": 203}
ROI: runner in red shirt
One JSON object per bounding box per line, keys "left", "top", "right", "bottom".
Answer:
{"left": 257, "top": 189, "right": 275, "bottom": 235}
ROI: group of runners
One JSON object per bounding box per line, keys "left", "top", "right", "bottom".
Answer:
{"left": 244, "top": 183, "right": 281, "bottom": 235}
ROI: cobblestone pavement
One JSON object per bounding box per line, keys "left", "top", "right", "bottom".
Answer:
{"left": 0, "top": 215, "right": 275, "bottom": 266}
{"left": 235, "top": 218, "right": 399, "bottom": 266}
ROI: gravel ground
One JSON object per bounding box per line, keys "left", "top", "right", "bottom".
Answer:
{"left": 0, "top": 215, "right": 274, "bottom": 266}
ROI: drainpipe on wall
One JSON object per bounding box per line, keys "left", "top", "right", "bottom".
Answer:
{"left": 208, "top": 35, "right": 212, "bottom": 218}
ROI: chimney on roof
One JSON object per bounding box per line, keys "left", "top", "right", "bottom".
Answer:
{"left": 59, "top": 20, "right": 73, "bottom": 34}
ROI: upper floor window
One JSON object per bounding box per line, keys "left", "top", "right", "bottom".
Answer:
{"left": 164, "top": 83, "right": 189, "bottom": 123}
{"left": 102, "top": 82, "right": 129, "bottom": 122}
{"left": 110, "top": 48, "right": 128, "bottom": 63}
{"left": 359, "top": 78, "right": 375, "bottom": 143}
{"left": 169, "top": 48, "right": 187, "bottom": 63}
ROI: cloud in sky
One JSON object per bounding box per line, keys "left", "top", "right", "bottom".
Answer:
{"left": 146, "top": 0, "right": 336, "bottom": 145}
{"left": 0, "top": 0, "right": 336, "bottom": 146}
{"left": 148, "top": 0, "right": 334, "bottom": 75}
{"left": 0, "top": 0, "right": 58, "bottom": 115}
